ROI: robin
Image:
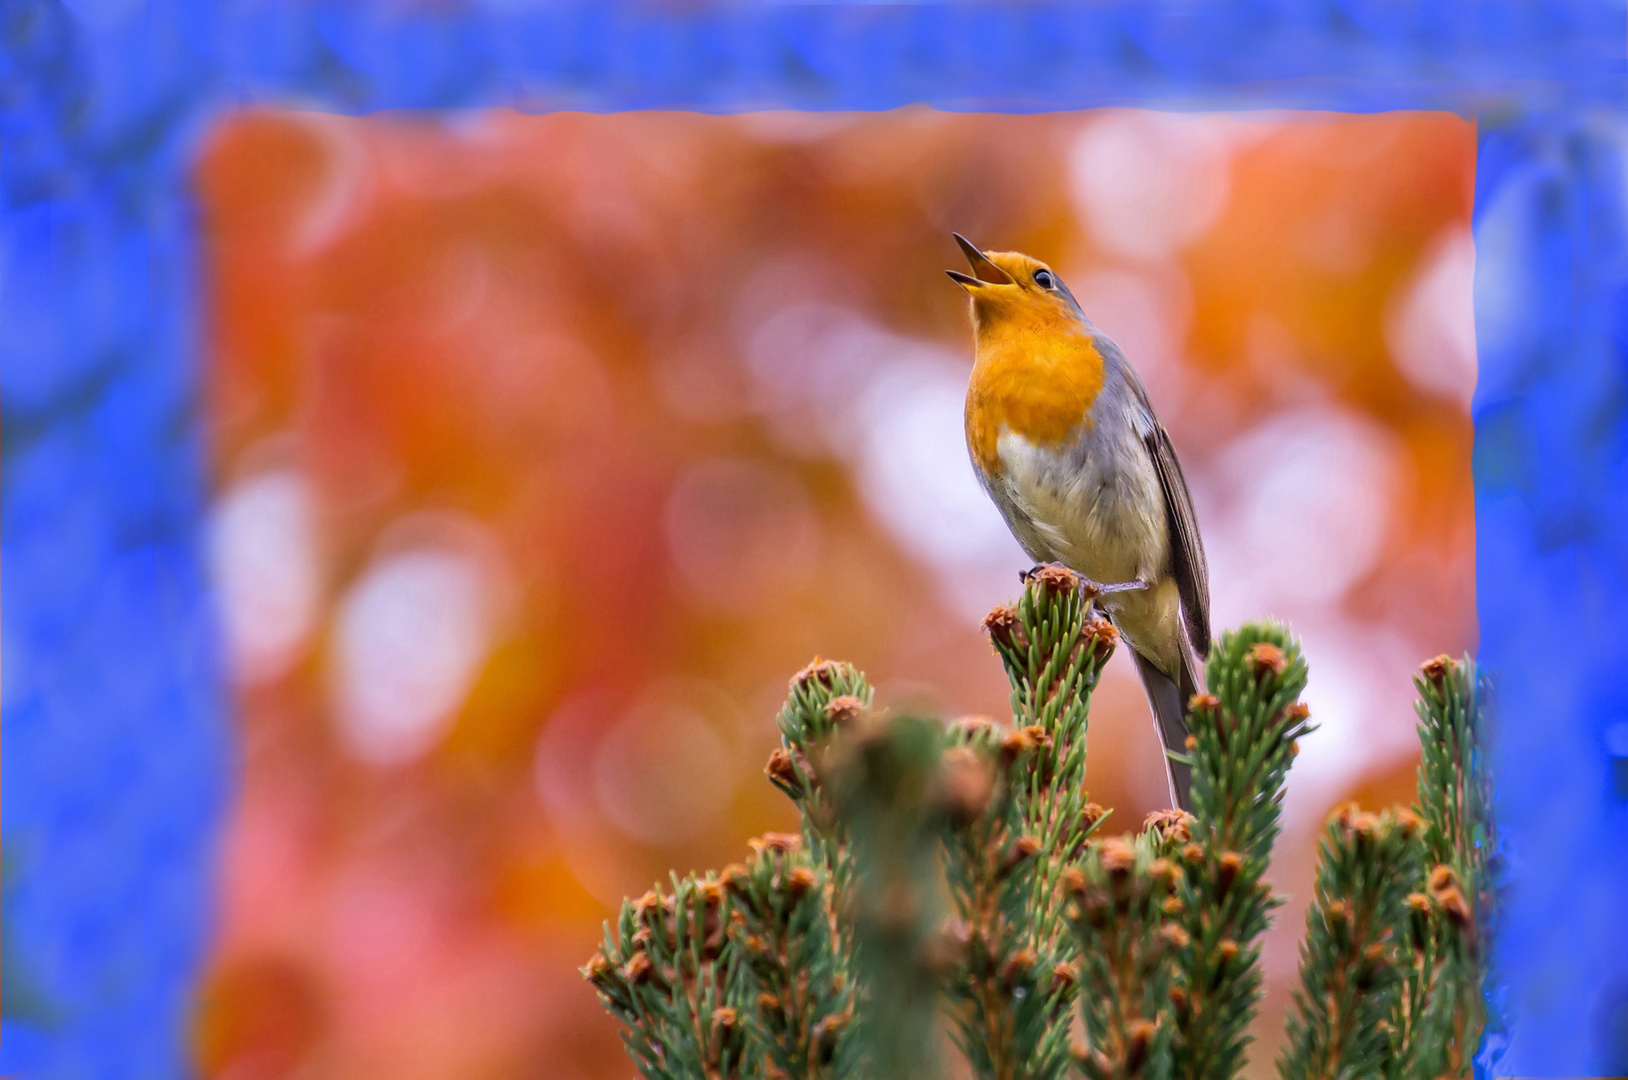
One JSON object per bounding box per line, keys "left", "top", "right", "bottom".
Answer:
{"left": 948, "top": 234, "right": 1210, "bottom": 810}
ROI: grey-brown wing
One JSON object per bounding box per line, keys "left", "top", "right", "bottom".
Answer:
{"left": 1146, "top": 420, "right": 1210, "bottom": 656}
{"left": 1117, "top": 360, "right": 1210, "bottom": 657}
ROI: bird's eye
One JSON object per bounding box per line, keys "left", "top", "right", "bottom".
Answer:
{"left": 1033, "top": 270, "right": 1055, "bottom": 289}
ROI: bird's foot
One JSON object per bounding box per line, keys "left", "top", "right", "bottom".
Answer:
{"left": 1018, "top": 561, "right": 1073, "bottom": 585}
{"left": 1019, "top": 564, "right": 1148, "bottom": 601}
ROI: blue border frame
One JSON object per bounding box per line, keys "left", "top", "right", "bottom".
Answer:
{"left": 5, "top": 2, "right": 1626, "bottom": 1076}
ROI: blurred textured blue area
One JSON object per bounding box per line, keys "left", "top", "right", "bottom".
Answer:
{"left": 1474, "top": 113, "right": 1628, "bottom": 1075}
{"left": 2, "top": 0, "right": 1625, "bottom": 1075}
{"left": 4, "top": 0, "right": 229, "bottom": 1077}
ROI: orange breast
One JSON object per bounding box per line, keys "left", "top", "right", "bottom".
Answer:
{"left": 965, "top": 321, "right": 1105, "bottom": 477}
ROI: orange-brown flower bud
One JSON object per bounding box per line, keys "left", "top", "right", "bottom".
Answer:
{"left": 1159, "top": 923, "right": 1192, "bottom": 951}
{"left": 1437, "top": 887, "right": 1472, "bottom": 929}
{"left": 1084, "top": 615, "right": 1119, "bottom": 653}
{"left": 765, "top": 747, "right": 801, "bottom": 793}
{"left": 785, "top": 866, "right": 817, "bottom": 901}
{"left": 749, "top": 832, "right": 802, "bottom": 855}
{"left": 1028, "top": 564, "right": 1080, "bottom": 597}
{"left": 1144, "top": 808, "right": 1194, "bottom": 844}
{"left": 1000, "top": 724, "right": 1052, "bottom": 763}
{"left": 791, "top": 657, "right": 844, "bottom": 692}
{"left": 1420, "top": 654, "right": 1453, "bottom": 684}
{"left": 982, "top": 603, "right": 1029, "bottom": 652}
{"left": 713, "top": 1006, "right": 739, "bottom": 1037}
{"left": 824, "top": 695, "right": 866, "bottom": 729}
{"left": 1248, "top": 642, "right": 1288, "bottom": 677}
{"left": 581, "top": 953, "right": 613, "bottom": 986}
{"left": 1098, "top": 836, "right": 1137, "bottom": 878}
{"left": 623, "top": 952, "right": 654, "bottom": 985}
{"left": 1000, "top": 834, "right": 1042, "bottom": 875}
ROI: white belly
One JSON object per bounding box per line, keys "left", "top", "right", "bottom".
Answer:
{"left": 990, "top": 428, "right": 1167, "bottom": 583}
{"left": 986, "top": 428, "right": 1184, "bottom": 674}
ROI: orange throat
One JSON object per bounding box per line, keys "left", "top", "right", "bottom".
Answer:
{"left": 964, "top": 311, "right": 1105, "bottom": 478}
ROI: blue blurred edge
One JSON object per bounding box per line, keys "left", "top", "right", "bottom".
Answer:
{"left": 3, "top": 0, "right": 1625, "bottom": 1075}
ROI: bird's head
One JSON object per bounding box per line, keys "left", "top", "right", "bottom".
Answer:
{"left": 946, "top": 233, "right": 1084, "bottom": 336}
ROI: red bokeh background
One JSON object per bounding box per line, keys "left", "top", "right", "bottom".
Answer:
{"left": 191, "top": 108, "right": 1476, "bottom": 1078}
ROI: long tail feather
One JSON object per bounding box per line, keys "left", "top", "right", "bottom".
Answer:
{"left": 1132, "top": 647, "right": 1203, "bottom": 812}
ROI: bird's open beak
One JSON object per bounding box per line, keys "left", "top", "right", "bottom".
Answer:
{"left": 946, "top": 233, "right": 1013, "bottom": 291}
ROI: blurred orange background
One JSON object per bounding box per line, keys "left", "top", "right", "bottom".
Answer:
{"left": 190, "top": 108, "right": 1477, "bottom": 1078}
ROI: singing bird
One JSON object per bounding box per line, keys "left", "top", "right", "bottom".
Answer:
{"left": 948, "top": 234, "right": 1210, "bottom": 810}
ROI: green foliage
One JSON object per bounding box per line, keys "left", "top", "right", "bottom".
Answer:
{"left": 724, "top": 840, "right": 855, "bottom": 1079}
{"left": 768, "top": 658, "right": 874, "bottom": 881}
{"left": 582, "top": 575, "right": 1494, "bottom": 1080}
{"left": 1066, "top": 833, "right": 1183, "bottom": 1080}
{"left": 1173, "top": 625, "right": 1314, "bottom": 1080}
{"left": 1278, "top": 807, "right": 1422, "bottom": 1080}
{"left": 938, "top": 566, "right": 1116, "bottom": 1080}
{"left": 584, "top": 870, "right": 756, "bottom": 1079}
{"left": 1380, "top": 656, "right": 1493, "bottom": 1080}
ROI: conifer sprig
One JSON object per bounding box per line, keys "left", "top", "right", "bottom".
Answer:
{"left": 1066, "top": 833, "right": 1185, "bottom": 1080}
{"left": 723, "top": 836, "right": 856, "bottom": 1080}
{"left": 1173, "top": 624, "right": 1315, "bottom": 1080}
{"left": 770, "top": 659, "right": 875, "bottom": 879}
{"left": 1383, "top": 655, "right": 1492, "bottom": 1078}
{"left": 583, "top": 871, "right": 755, "bottom": 1080}
{"left": 939, "top": 567, "right": 1115, "bottom": 1080}
{"left": 1278, "top": 806, "right": 1422, "bottom": 1080}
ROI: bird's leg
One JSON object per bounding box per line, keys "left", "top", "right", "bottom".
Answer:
{"left": 1088, "top": 577, "right": 1150, "bottom": 596}
{"left": 1019, "top": 564, "right": 1148, "bottom": 601}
